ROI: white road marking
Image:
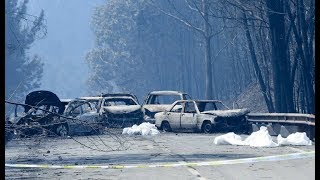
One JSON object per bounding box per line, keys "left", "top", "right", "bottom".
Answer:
{"left": 187, "top": 166, "right": 207, "bottom": 180}
{"left": 179, "top": 161, "right": 207, "bottom": 180}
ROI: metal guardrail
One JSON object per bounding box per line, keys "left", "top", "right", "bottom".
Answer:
{"left": 246, "top": 113, "right": 315, "bottom": 126}
{"left": 246, "top": 113, "right": 315, "bottom": 140}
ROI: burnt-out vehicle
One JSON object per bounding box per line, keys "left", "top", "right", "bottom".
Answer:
{"left": 155, "top": 100, "right": 250, "bottom": 133}
{"left": 61, "top": 99, "right": 105, "bottom": 136}
{"left": 99, "top": 93, "right": 144, "bottom": 127}
{"left": 9, "top": 90, "right": 67, "bottom": 137}
{"left": 79, "top": 96, "right": 104, "bottom": 112}
{"left": 142, "top": 91, "right": 191, "bottom": 123}
{"left": 60, "top": 99, "right": 73, "bottom": 109}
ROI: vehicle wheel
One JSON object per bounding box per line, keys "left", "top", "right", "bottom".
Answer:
{"left": 243, "top": 125, "right": 251, "bottom": 135}
{"left": 161, "top": 122, "right": 171, "bottom": 132}
{"left": 202, "top": 121, "right": 212, "bottom": 134}
{"left": 98, "top": 128, "right": 104, "bottom": 135}
{"left": 91, "top": 127, "right": 104, "bottom": 135}
{"left": 56, "top": 124, "right": 68, "bottom": 137}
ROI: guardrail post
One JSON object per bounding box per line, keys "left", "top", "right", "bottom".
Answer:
{"left": 280, "top": 125, "right": 290, "bottom": 138}
{"left": 252, "top": 124, "right": 259, "bottom": 132}
{"left": 267, "top": 124, "right": 277, "bottom": 136}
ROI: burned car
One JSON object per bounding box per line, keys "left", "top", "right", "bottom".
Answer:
{"left": 9, "top": 90, "right": 67, "bottom": 137}
{"left": 60, "top": 99, "right": 73, "bottom": 109}
{"left": 99, "top": 93, "right": 144, "bottom": 127}
{"left": 142, "top": 91, "right": 191, "bottom": 123}
{"left": 61, "top": 99, "right": 105, "bottom": 136}
{"left": 155, "top": 100, "right": 250, "bottom": 133}
{"left": 99, "top": 93, "right": 140, "bottom": 103}
{"left": 79, "top": 96, "right": 103, "bottom": 112}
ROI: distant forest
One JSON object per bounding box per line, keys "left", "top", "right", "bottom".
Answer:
{"left": 5, "top": 0, "right": 314, "bottom": 114}
{"left": 87, "top": 0, "right": 314, "bottom": 114}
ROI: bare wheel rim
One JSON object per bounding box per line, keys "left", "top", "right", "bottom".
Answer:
{"left": 162, "top": 122, "right": 171, "bottom": 132}
{"left": 203, "top": 123, "right": 212, "bottom": 133}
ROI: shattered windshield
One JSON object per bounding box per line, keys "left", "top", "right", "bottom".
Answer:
{"left": 65, "top": 101, "right": 87, "bottom": 113}
{"left": 86, "top": 100, "right": 100, "bottom": 111}
{"left": 104, "top": 98, "right": 137, "bottom": 106}
{"left": 147, "top": 95, "right": 181, "bottom": 104}
{"left": 197, "top": 102, "right": 229, "bottom": 112}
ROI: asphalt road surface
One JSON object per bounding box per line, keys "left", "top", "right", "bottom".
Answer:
{"left": 5, "top": 130, "right": 315, "bottom": 179}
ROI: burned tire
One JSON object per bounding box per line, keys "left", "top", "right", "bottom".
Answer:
{"left": 56, "top": 124, "right": 68, "bottom": 137}
{"left": 241, "top": 124, "right": 251, "bottom": 135}
{"left": 202, "top": 121, "right": 212, "bottom": 134}
{"left": 90, "top": 127, "right": 104, "bottom": 135}
{"left": 161, "top": 122, "right": 171, "bottom": 132}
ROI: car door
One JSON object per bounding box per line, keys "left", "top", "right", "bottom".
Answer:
{"left": 180, "top": 102, "right": 197, "bottom": 130}
{"left": 78, "top": 103, "right": 97, "bottom": 133}
{"left": 166, "top": 102, "right": 183, "bottom": 130}
{"left": 67, "top": 104, "right": 83, "bottom": 134}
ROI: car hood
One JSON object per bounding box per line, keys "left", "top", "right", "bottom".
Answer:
{"left": 143, "top": 104, "right": 172, "bottom": 112}
{"left": 24, "top": 90, "right": 64, "bottom": 114}
{"left": 103, "top": 105, "right": 141, "bottom": 114}
{"left": 201, "top": 108, "right": 249, "bottom": 117}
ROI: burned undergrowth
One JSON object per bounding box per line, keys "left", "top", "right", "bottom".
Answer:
{"left": 5, "top": 100, "right": 130, "bottom": 153}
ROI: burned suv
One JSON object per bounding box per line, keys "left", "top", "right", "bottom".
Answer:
{"left": 8, "top": 90, "right": 67, "bottom": 137}
{"left": 142, "top": 91, "right": 191, "bottom": 123}
{"left": 99, "top": 93, "right": 144, "bottom": 127}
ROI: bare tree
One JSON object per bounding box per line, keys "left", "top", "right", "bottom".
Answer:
{"left": 155, "top": 0, "right": 230, "bottom": 99}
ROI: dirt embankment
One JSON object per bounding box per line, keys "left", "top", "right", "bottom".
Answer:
{"left": 226, "top": 82, "right": 268, "bottom": 113}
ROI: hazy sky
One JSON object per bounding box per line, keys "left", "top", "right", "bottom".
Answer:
{"left": 27, "top": 0, "right": 104, "bottom": 99}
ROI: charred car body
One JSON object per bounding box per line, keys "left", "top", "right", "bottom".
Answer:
{"left": 8, "top": 90, "right": 67, "bottom": 137}
{"left": 79, "top": 96, "right": 103, "bottom": 112}
{"left": 61, "top": 98, "right": 105, "bottom": 136}
{"left": 99, "top": 93, "right": 144, "bottom": 127}
{"left": 60, "top": 99, "right": 73, "bottom": 109}
{"left": 142, "top": 91, "right": 191, "bottom": 123}
{"left": 155, "top": 100, "right": 250, "bottom": 133}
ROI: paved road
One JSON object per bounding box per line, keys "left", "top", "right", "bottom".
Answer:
{"left": 5, "top": 131, "right": 315, "bottom": 179}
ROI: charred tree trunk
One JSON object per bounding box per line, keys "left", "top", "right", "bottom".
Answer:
{"left": 243, "top": 12, "right": 275, "bottom": 112}
{"left": 266, "top": 0, "right": 294, "bottom": 113}
{"left": 285, "top": 0, "right": 314, "bottom": 114}
{"left": 203, "top": 0, "right": 213, "bottom": 99}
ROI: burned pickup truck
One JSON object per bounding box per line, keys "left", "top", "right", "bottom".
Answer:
{"left": 155, "top": 100, "right": 250, "bottom": 133}
{"left": 7, "top": 90, "right": 67, "bottom": 137}
{"left": 99, "top": 93, "right": 144, "bottom": 127}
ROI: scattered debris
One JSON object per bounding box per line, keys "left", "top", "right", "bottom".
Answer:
{"left": 213, "top": 132, "right": 245, "bottom": 146}
{"left": 214, "top": 126, "right": 312, "bottom": 147}
{"left": 122, "top": 122, "right": 160, "bottom": 136}
{"left": 277, "top": 132, "right": 312, "bottom": 146}
{"left": 242, "top": 126, "right": 278, "bottom": 147}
